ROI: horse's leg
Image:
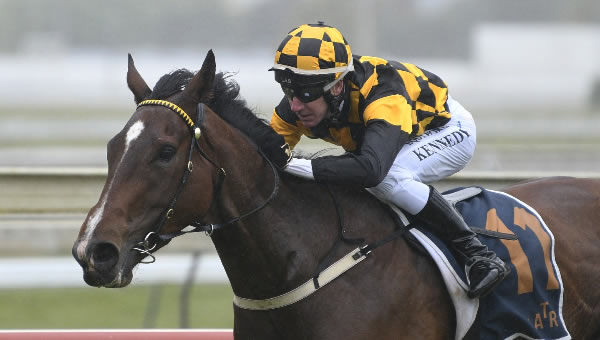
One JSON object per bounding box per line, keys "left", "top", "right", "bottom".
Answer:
{"left": 505, "top": 177, "right": 600, "bottom": 339}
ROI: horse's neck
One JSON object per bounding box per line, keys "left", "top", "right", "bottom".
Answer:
{"left": 200, "top": 113, "right": 409, "bottom": 301}
{"left": 208, "top": 170, "right": 337, "bottom": 296}
{"left": 210, "top": 165, "right": 400, "bottom": 300}
{"left": 192, "top": 113, "right": 290, "bottom": 294}
{"left": 203, "top": 131, "right": 344, "bottom": 297}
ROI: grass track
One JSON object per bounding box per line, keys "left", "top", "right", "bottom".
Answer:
{"left": 0, "top": 284, "right": 233, "bottom": 329}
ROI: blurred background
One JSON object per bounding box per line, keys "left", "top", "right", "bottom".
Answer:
{"left": 0, "top": 0, "right": 599, "bottom": 330}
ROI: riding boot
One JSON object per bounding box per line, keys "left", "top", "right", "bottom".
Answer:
{"left": 415, "top": 186, "right": 510, "bottom": 298}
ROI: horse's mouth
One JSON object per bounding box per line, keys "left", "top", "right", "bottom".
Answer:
{"left": 109, "top": 246, "right": 154, "bottom": 287}
{"left": 75, "top": 221, "right": 170, "bottom": 288}
{"left": 104, "top": 271, "right": 133, "bottom": 288}
{"left": 82, "top": 262, "right": 133, "bottom": 288}
{"left": 80, "top": 245, "right": 146, "bottom": 288}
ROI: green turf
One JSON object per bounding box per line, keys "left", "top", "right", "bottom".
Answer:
{"left": 0, "top": 284, "right": 234, "bottom": 329}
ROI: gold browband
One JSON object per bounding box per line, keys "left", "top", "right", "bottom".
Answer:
{"left": 137, "top": 99, "right": 201, "bottom": 139}
{"left": 138, "top": 99, "right": 195, "bottom": 129}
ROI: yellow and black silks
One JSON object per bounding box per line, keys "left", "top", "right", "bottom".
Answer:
{"left": 272, "top": 23, "right": 352, "bottom": 76}
{"left": 269, "top": 55, "right": 452, "bottom": 187}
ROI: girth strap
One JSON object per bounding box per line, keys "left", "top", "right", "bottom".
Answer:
{"left": 233, "top": 246, "right": 369, "bottom": 310}
{"left": 233, "top": 186, "right": 414, "bottom": 311}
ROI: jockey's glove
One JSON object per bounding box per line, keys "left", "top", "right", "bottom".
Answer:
{"left": 260, "top": 135, "right": 292, "bottom": 169}
{"left": 284, "top": 158, "right": 314, "bottom": 180}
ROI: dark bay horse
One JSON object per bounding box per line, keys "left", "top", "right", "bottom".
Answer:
{"left": 72, "top": 50, "right": 600, "bottom": 339}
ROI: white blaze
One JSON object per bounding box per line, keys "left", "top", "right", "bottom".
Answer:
{"left": 125, "top": 120, "right": 144, "bottom": 151}
{"left": 76, "top": 120, "right": 145, "bottom": 258}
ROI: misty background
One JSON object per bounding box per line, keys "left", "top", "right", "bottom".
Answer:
{"left": 0, "top": 0, "right": 599, "bottom": 303}
{"left": 1, "top": 0, "right": 599, "bottom": 170}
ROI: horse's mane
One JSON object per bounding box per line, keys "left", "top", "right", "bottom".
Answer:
{"left": 150, "top": 69, "right": 285, "bottom": 154}
{"left": 150, "top": 69, "right": 285, "bottom": 162}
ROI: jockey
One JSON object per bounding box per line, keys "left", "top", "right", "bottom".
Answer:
{"left": 266, "top": 22, "right": 509, "bottom": 299}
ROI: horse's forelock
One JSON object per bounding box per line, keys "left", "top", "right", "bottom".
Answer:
{"left": 150, "top": 69, "right": 194, "bottom": 100}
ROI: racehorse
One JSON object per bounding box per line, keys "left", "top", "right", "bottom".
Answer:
{"left": 72, "top": 50, "right": 600, "bottom": 339}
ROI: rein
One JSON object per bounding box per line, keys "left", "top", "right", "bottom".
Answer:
{"left": 132, "top": 99, "right": 280, "bottom": 263}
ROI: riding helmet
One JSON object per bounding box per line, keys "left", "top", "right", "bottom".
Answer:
{"left": 270, "top": 22, "right": 353, "bottom": 90}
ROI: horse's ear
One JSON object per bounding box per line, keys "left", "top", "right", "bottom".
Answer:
{"left": 127, "top": 53, "right": 152, "bottom": 104}
{"left": 183, "top": 49, "right": 216, "bottom": 103}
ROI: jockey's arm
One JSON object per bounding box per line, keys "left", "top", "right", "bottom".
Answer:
{"left": 311, "top": 120, "right": 409, "bottom": 187}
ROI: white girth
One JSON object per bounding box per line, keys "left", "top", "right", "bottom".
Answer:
{"left": 233, "top": 246, "right": 369, "bottom": 310}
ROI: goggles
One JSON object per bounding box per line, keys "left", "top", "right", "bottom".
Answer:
{"left": 278, "top": 75, "right": 348, "bottom": 103}
{"left": 274, "top": 61, "right": 351, "bottom": 103}
{"left": 280, "top": 84, "right": 325, "bottom": 103}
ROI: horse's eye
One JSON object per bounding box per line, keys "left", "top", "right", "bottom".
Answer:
{"left": 157, "top": 145, "right": 176, "bottom": 162}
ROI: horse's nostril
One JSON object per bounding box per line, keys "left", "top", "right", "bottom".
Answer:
{"left": 72, "top": 243, "right": 87, "bottom": 269}
{"left": 91, "top": 242, "right": 119, "bottom": 272}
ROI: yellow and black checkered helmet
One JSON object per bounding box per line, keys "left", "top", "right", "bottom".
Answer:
{"left": 271, "top": 23, "right": 353, "bottom": 87}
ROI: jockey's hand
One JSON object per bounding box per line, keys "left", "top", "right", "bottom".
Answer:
{"left": 260, "top": 136, "right": 292, "bottom": 169}
{"left": 284, "top": 158, "right": 314, "bottom": 180}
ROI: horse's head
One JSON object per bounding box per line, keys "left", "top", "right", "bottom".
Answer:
{"left": 72, "top": 51, "right": 220, "bottom": 287}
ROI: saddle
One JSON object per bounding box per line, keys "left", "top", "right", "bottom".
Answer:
{"left": 400, "top": 187, "right": 570, "bottom": 340}
{"left": 233, "top": 186, "right": 571, "bottom": 340}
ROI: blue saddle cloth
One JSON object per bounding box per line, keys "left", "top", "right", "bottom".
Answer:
{"left": 412, "top": 187, "right": 571, "bottom": 340}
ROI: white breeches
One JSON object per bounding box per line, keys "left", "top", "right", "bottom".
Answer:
{"left": 367, "top": 96, "right": 476, "bottom": 215}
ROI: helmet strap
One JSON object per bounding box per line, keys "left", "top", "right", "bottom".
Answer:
{"left": 324, "top": 79, "right": 349, "bottom": 127}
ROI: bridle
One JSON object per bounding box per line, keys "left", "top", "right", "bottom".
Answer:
{"left": 127, "top": 99, "right": 412, "bottom": 310}
{"left": 131, "top": 99, "right": 280, "bottom": 263}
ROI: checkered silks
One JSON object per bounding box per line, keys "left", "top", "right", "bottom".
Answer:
{"left": 274, "top": 24, "right": 352, "bottom": 73}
